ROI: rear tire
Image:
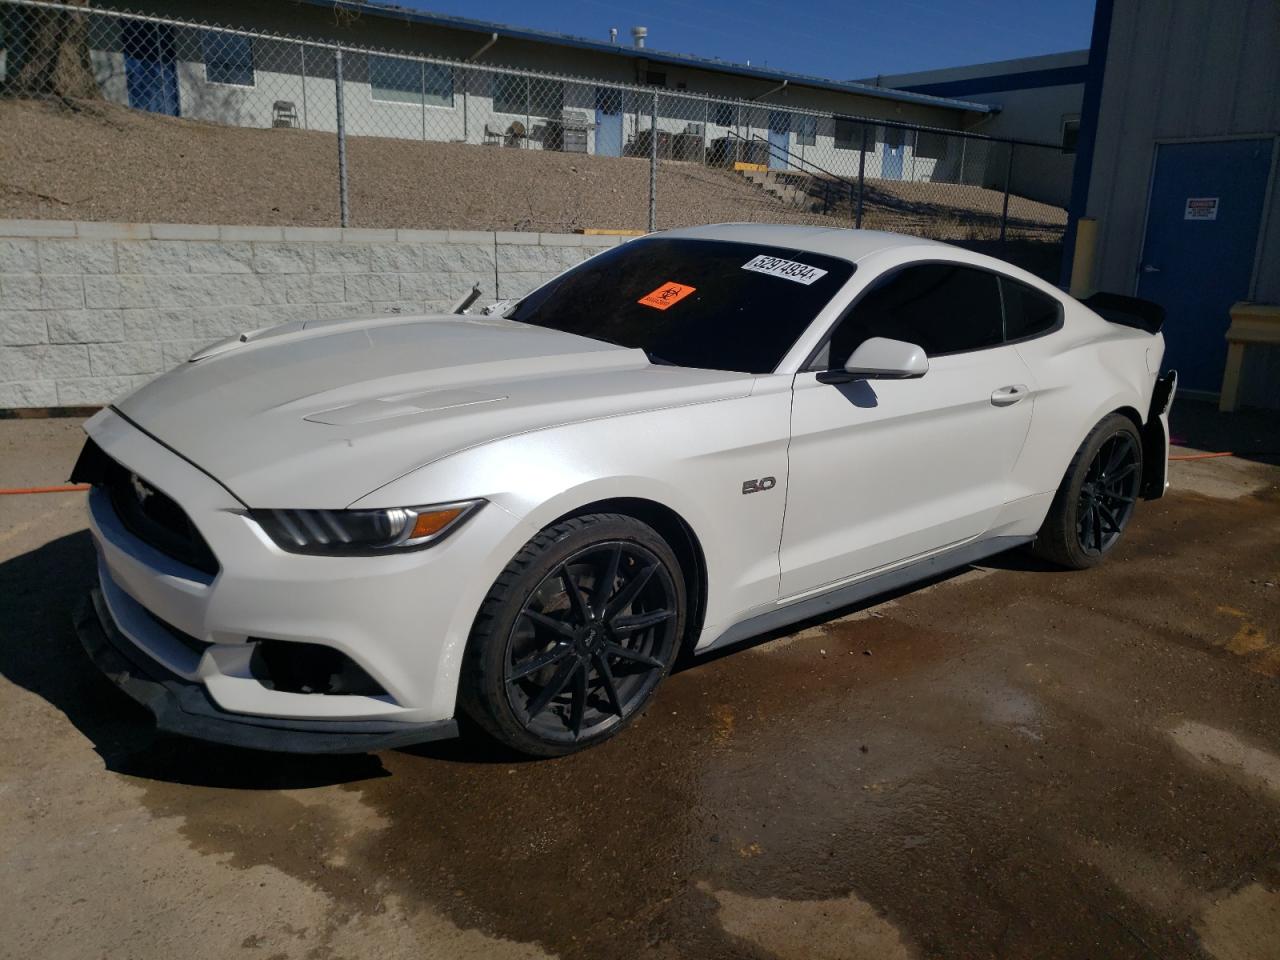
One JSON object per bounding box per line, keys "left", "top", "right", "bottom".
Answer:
{"left": 1032, "top": 413, "right": 1143, "bottom": 570}
{"left": 459, "top": 513, "right": 685, "bottom": 757}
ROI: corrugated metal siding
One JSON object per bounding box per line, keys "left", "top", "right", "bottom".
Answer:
{"left": 1086, "top": 0, "right": 1280, "bottom": 299}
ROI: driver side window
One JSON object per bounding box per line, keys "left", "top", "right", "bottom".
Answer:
{"left": 823, "top": 263, "right": 1004, "bottom": 368}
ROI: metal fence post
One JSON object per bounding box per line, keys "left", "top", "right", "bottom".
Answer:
{"left": 702, "top": 96, "right": 709, "bottom": 166}
{"left": 855, "top": 123, "right": 868, "bottom": 229}
{"left": 298, "top": 42, "right": 309, "bottom": 130}
{"left": 999, "top": 141, "right": 1014, "bottom": 246}
{"left": 648, "top": 91, "right": 658, "bottom": 232}
{"left": 735, "top": 103, "right": 742, "bottom": 164}
{"left": 334, "top": 48, "right": 350, "bottom": 227}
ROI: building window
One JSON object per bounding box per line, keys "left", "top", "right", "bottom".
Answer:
{"left": 595, "top": 87, "right": 622, "bottom": 114}
{"left": 1061, "top": 117, "right": 1080, "bottom": 154}
{"left": 424, "top": 64, "right": 454, "bottom": 108}
{"left": 713, "top": 102, "right": 735, "bottom": 127}
{"left": 369, "top": 55, "right": 453, "bottom": 107}
{"left": 645, "top": 70, "right": 666, "bottom": 87}
{"left": 369, "top": 55, "right": 416, "bottom": 104}
{"left": 492, "top": 75, "right": 565, "bottom": 117}
{"left": 203, "top": 32, "right": 254, "bottom": 87}
{"left": 796, "top": 115, "right": 816, "bottom": 147}
{"left": 834, "top": 117, "right": 861, "bottom": 149}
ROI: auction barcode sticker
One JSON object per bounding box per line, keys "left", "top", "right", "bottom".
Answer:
{"left": 741, "top": 255, "right": 828, "bottom": 285}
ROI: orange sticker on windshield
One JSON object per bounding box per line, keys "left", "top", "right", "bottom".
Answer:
{"left": 638, "top": 282, "right": 696, "bottom": 311}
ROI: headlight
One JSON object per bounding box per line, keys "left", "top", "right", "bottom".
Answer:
{"left": 253, "top": 500, "right": 483, "bottom": 555}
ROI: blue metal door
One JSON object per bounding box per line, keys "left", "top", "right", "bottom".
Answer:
{"left": 594, "top": 88, "right": 623, "bottom": 158}
{"left": 122, "top": 21, "right": 178, "bottom": 116}
{"left": 881, "top": 142, "right": 904, "bottom": 179}
{"left": 1137, "top": 139, "right": 1273, "bottom": 394}
{"left": 767, "top": 112, "right": 789, "bottom": 170}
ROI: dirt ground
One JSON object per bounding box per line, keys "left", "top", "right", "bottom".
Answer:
{"left": 0, "top": 98, "right": 1063, "bottom": 240}
{"left": 1, "top": 405, "right": 1278, "bottom": 960}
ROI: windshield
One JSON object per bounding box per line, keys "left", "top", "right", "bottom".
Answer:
{"left": 508, "top": 238, "right": 855, "bottom": 374}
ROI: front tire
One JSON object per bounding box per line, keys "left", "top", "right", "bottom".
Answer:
{"left": 459, "top": 513, "right": 686, "bottom": 757}
{"left": 1032, "top": 412, "right": 1144, "bottom": 570}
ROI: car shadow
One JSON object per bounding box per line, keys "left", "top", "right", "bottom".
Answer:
{"left": 677, "top": 545, "right": 1053, "bottom": 670}
{"left": 0, "top": 531, "right": 388, "bottom": 789}
{"left": 835, "top": 380, "right": 879, "bottom": 408}
{"left": 4, "top": 533, "right": 1057, "bottom": 776}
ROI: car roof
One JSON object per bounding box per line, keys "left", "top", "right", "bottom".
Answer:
{"left": 656, "top": 223, "right": 957, "bottom": 263}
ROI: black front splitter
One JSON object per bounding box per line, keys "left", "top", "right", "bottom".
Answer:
{"left": 74, "top": 590, "right": 458, "bottom": 754}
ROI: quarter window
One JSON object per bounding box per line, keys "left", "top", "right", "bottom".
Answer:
{"left": 826, "top": 263, "right": 1004, "bottom": 365}
{"left": 1000, "top": 277, "right": 1062, "bottom": 340}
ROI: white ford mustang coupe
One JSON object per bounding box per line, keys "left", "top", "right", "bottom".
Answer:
{"left": 72, "top": 224, "right": 1176, "bottom": 756}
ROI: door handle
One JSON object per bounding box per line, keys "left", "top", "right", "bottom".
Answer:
{"left": 990, "top": 384, "right": 1028, "bottom": 407}
{"left": 1142, "top": 264, "right": 1161, "bottom": 273}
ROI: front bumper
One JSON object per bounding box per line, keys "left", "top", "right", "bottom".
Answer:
{"left": 76, "top": 589, "right": 458, "bottom": 753}
{"left": 74, "top": 407, "right": 535, "bottom": 749}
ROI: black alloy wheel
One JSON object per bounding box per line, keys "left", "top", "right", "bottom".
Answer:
{"left": 460, "top": 513, "right": 686, "bottom": 756}
{"left": 506, "top": 541, "right": 678, "bottom": 744}
{"left": 1076, "top": 432, "right": 1140, "bottom": 555}
{"left": 1032, "top": 412, "right": 1145, "bottom": 570}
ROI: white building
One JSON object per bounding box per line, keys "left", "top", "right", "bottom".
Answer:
{"left": 22, "top": 0, "right": 1001, "bottom": 184}
{"left": 868, "top": 50, "right": 1088, "bottom": 208}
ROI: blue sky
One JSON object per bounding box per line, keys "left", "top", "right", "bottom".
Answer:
{"left": 394, "top": 0, "right": 1096, "bottom": 79}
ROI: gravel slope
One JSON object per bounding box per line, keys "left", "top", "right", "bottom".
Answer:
{"left": 1, "top": 98, "right": 790, "bottom": 232}
{"left": 2, "top": 98, "right": 1063, "bottom": 242}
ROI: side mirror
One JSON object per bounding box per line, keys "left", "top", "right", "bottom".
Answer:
{"left": 816, "top": 337, "right": 929, "bottom": 384}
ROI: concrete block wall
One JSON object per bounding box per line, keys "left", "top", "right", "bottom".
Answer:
{"left": 0, "top": 221, "right": 626, "bottom": 409}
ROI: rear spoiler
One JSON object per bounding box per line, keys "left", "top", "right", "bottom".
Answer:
{"left": 1082, "top": 292, "right": 1165, "bottom": 334}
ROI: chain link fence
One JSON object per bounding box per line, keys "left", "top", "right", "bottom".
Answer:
{"left": 0, "top": 0, "right": 1069, "bottom": 275}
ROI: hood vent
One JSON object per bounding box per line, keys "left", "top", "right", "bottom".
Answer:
{"left": 304, "top": 388, "right": 507, "bottom": 426}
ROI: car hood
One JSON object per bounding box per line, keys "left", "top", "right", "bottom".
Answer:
{"left": 115, "top": 313, "right": 754, "bottom": 507}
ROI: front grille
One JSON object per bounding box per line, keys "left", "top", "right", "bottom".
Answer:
{"left": 73, "top": 439, "right": 220, "bottom": 577}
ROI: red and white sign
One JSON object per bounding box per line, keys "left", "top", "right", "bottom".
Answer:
{"left": 1184, "top": 197, "right": 1219, "bottom": 220}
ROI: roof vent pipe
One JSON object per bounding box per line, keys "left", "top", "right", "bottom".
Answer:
{"left": 610, "top": 27, "right": 618, "bottom": 44}
{"left": 631, "top": 26, "right": 648, "bottom": 48}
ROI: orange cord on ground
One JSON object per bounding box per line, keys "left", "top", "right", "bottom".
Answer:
{"left": 1167, "top": 451, "right": 1235, "bottom": 461}
{"left": 0, "top": 484, "right": 90, "bottom": 495}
